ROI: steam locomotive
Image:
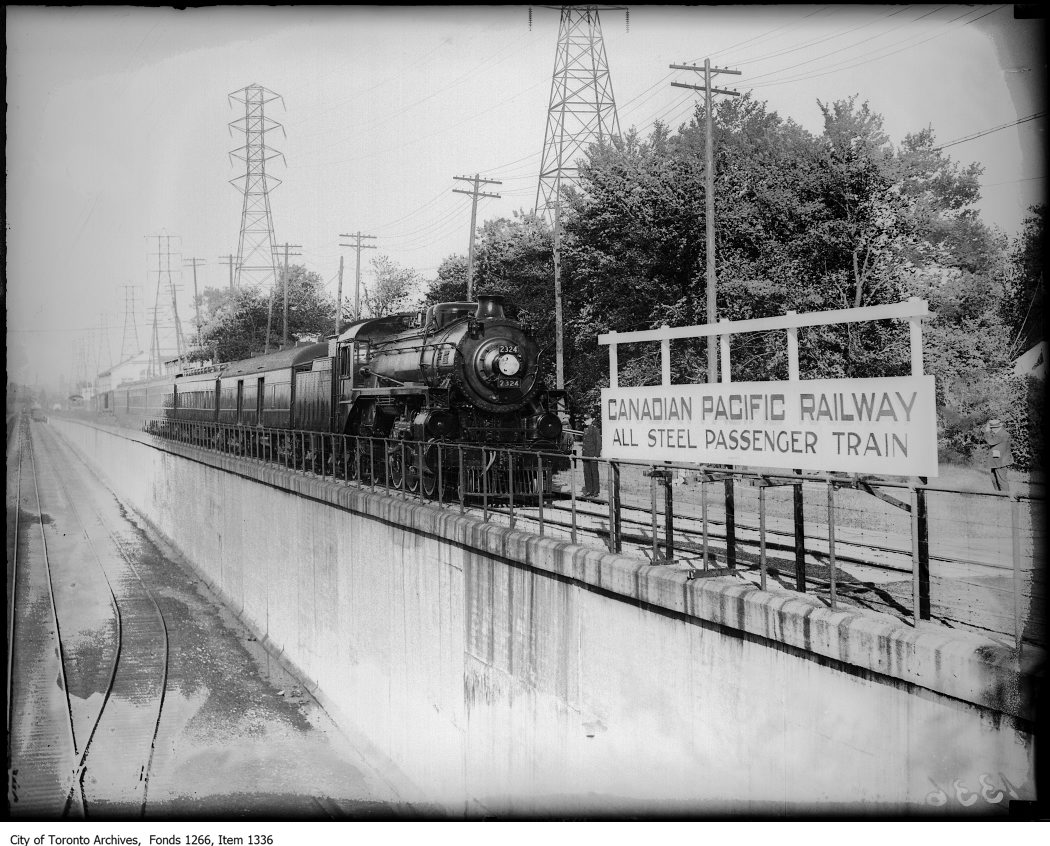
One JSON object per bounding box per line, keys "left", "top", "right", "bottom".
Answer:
{"left": 96, "top": 295, "right": 570, "bottom": 498}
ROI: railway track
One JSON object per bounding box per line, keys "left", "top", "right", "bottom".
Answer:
{"left": 7, "top": 419, "right": 170, "bottom": 819}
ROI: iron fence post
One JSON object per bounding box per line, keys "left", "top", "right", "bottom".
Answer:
{"left": 400, "top": 440, "right": 407, "bottom": 497}
{"left": 701, "top": 475, "right": 709, "bottom": 570}
{"left": 664, "top": 468, "right": 674, "bottom": 563}
{"left": 482, "top": 447, "right": 489, "bottom": 522}
{"left": 793, "top": 470, "right": 806, "bottom": 592}
{"left": 437, "top": 442, "right": 444, "bottom": 505}
{"left": 916, "top": 482, "right": 930, "bottom": 620}
{"left": 608, "top": 460, "right": 621, "bottom": 554}
{"left": 458, "top": 445, "right": 465, "bottom": 513}
{"left": 569, "top": 450, "right": 578, "bottom": 545}
{"left": 508, "top": 450, "right": 516, "bottom": 530}
{"left": 725, "top": 472, "right": 736, "bottom": 569}
{"left": 650, "top": 468, "right": 659, "bottom": 562}
{"left": 417, "top": 440, "right": 425, "bottom": 503}
{"left": 1011, "top": 493, "right": 1023, "bottom": 652}
{"left": 759, "top": 484, "right": 767, "bottom": 591}
{"left": 536, "top": 453, "right": 545, "bottom": 536}
{"left": 827, "top": 477, "right": 837, "bottom": 610}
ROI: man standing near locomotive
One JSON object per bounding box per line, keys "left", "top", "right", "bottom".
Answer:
{"left": 982, "top": 418, "right": 1014, "bottom": 492}
{"left": 581, "top": 413, "right": 602, "bottom": 497}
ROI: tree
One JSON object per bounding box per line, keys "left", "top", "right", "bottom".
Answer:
{"left": 189, "top": 265, "right": 337, "bottom": 362}
{"left": 424, "top": 255, "right": 468, "bottom": 304}
{"left": 363, "top": 255, "right": 418, "bottom": 318}
{"left": 1002, "top": 204, "right": 1045, "bottom": 356}
{"left": 558, "top": 92, "right": 1011, "bottom": 416}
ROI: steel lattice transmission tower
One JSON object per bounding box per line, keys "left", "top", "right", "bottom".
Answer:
{"left": 535, "top": 5, "right": 624, "bottom": 389}
{"left": 535, "top": 5, "right": 623, "bottom": 218}
{"left": 228, "top": 84, "right": 286, "bottom": 293}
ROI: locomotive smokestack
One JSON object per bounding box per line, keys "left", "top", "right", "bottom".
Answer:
{"left": 475, "top": 295, "right": 506, "bottom": 320}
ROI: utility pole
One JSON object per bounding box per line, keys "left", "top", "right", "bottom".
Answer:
{"left": 452, "top": 174, "right": 501, "bottom": 300}
{"left": 274, "top": 242, "right": 302, "bottom": 349}
{"left": 184, "top": 257, "right": 206, "bottom": 347}
{"left": 670, "top": 60, "right": 741, "bottom": 384}
{"left": 335, "top": 254, "right": 344, "bottom": 336}
{"left": 339, "top": 232, "right": 376, "bottom": 320}
{"left": 219, "top": 254, "right": 236, "bottom": 291}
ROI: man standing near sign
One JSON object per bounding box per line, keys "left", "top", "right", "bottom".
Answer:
{"left": 983, "top": 418, "right": 1014, "bottom": 492}
{"left": 582, "top": 413, "right": 601, "bottom": 497}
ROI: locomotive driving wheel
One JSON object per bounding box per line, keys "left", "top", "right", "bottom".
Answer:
{"left": 419, "top": 440, "right": 450, "bottom": 501}
{"left": 387, "top": 442, "right": 420, "bottom": 493}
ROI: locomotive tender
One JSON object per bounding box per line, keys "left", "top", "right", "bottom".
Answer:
{"left": 98, "top": 295, "right": 569, "bottom": 498}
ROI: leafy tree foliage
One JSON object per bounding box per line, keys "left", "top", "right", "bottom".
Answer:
{"left": 189, "top": 265, "right": 337, "bottom": 362}
{"left": 364, "top": 255, "right": 419, "bottom": 318}
{"left": 1001, "top": 203, "right": 1046, "bottom": 356}
{"left": 425, "top": 255, "right": 469, "bottom": 304}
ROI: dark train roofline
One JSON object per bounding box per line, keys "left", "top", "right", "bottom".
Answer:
{"left": 217, "top": 342, "right": 331, "bottom": 378}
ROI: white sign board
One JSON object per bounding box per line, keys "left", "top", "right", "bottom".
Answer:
{"left": 601, "top": 375, "right": 938, "bottom": 477}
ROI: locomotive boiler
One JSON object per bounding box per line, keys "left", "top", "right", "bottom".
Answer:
{"left": 336, "top": 294, "right": 567, "bottom": 497}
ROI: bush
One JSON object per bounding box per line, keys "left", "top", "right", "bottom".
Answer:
{"left": 938, "top": 373, "right": 1045, "bottom": 469}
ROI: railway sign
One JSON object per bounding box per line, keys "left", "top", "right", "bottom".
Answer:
{"left": 602, "top": 375, "right": 937, "bottom": 476}
{"left": 598, "top": 298, "right": 939, "bottom": 477}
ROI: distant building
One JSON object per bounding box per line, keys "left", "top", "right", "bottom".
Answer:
{"left": 1013, "top": 341, "right": 1047, "bottom": 380}
{"left": 102, "top": 351, "right": 150, "bottom": 387}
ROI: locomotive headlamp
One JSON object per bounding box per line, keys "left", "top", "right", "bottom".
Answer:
{"left": 479, "top": 345, "right": 526, "bottom": 381}
{"left": 496, "top": 352, "right": 521, "bottom": 376}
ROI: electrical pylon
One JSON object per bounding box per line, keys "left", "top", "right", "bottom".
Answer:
{"left": 120, "top": 284, "right": 142, "bottom": 363}
{"left": 535, "top": 5, "right": 623, "bottom": 218}
{"left": 535, "top": 5, "right": 624, "bottom": 389}
{"left": 228, "top": 84, "right": 286, "bottom": 294}
{"left": 146, "top": 234, "right": 186, "bottom": 378}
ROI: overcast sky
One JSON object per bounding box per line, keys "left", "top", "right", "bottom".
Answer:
{"left": 6, "top": 5, "right": 1046, "bottom": 389}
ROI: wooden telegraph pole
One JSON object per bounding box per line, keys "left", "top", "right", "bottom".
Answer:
{"left": 335, "top": 254, "right": 344, "bottom": 336}
{"left": 452, "top": 174, "right": 502, "bottom": 301}
{"left": 671, "top": 60, "right": 741, "bottom": 384}
{"left": 339, "top": 232, "right": 377, "bottom": 320}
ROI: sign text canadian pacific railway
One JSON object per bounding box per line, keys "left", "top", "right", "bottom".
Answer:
{"left": 601, "top": 375, "right": 937, "bottom": 476}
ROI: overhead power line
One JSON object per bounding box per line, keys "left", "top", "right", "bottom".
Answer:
{"left": 934, "top": 112, "right": 1047, "bottom": 151}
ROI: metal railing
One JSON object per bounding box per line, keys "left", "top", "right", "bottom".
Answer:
{"left": 143, "top": 419, "right": 1044, "bottom": 651}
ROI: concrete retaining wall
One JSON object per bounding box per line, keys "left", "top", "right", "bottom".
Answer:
{"left": 52, "top": 418, "right": 1041, "bottom": 817}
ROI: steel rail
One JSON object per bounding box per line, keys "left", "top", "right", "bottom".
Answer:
{"left": 42, "top": 424, "right": 171, "bottom": 819}
{"left": 6, "top": 415, "right": 26, "bottom": 778}
{"left": 23, "top": 420, "right": 83, "bottom": 814}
